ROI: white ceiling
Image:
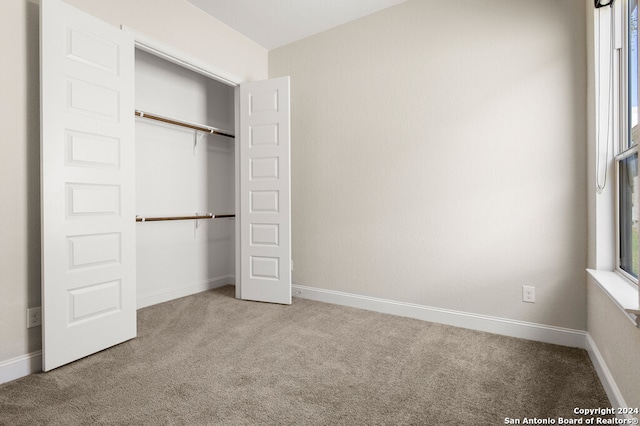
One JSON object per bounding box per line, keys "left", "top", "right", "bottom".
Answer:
{"left": 186, "top": 0, "right": 409, "bottom": 50}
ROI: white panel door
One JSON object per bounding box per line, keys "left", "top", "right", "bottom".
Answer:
{"left": 41, "top": 0, "right": 136, "bottom": 371}
{"left": 238, "top": 77, "right": 291, "bottom": 304}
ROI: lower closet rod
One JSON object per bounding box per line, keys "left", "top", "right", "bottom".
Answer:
{"left": 135, "top": 214, "right": 235, "bottom": 222}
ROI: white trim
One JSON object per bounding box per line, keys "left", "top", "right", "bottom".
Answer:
{"left": 137, "top": 275, "right": 235, "bottom": 309}
{"left": 585, "top": 334, "right": 638, "bottom": 422}
{"left": 120, "top": 25, "right": 241, "bottom": 87}
{"left": 587, "top": 269, "right": 640, "bottom": 325}
{"left": 235, "top": 86, "right": 241, "bottom": 301}
{"left": 0, "top": 351, "right": 42, "bottom": 385}
{"left": 292, "top": 284, "right": 588, "bottom": 348}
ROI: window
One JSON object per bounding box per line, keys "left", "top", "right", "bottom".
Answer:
{"left": 617, "top": 0, "right": 639, "bottom": 282}
{"left": 628, "top": 0, "right": 638, "bottom": 150}
{"left": 590, "top": 0, "right": 640, "bottom": 323}
{"left": 617, "top": 151, "right": 638, "bottom": 278}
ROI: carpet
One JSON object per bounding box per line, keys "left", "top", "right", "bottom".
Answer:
{"left": 0, "top": 285, "right": 612, "bottom": 425}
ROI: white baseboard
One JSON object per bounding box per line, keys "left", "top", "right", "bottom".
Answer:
{"left": 292, "top": 284, "right": 640, "bottom": 417}
{"left": 0, "top": 351, "right": 41, "bottom": 385}
{"left": 0, "top": 278, "right": 235, "bottom": 385}
{"left": 585, "top": 334, "right": 636, "bottom": 420}
{"left": 137, "top": 275, "right": 235, "bottom": 309}
{"left": 292, "top": 284, "right": 588, "bottom": 348}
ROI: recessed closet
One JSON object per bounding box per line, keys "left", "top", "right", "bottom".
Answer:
{"left": 134, "top": 50, "right": 236, "bottom": 308}
{"left": 40, "top": 0, "right": 291, "bottom": 371}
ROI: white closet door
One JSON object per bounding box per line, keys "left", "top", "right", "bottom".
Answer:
{"left": 41, "top": 0, "right": 136, "bottom": 371}
{"left": 238, "top": 77, "right": 291, "bottom": 304}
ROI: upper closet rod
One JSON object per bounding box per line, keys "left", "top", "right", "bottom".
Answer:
{"left": 135, "top": 110, "right": 235, "bottom": 139}
{"left": 136, "top": 213, "right": 235, "bottom": 222}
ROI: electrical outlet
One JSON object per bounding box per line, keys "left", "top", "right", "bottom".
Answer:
{"left": 27, "top": 307, "right": 41, "bottom": 328}
{"left": 522, "top": 286, "right": 535, "bottom": 303}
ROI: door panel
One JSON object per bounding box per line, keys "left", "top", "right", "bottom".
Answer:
{"left": 238, "top": 77, "right": 291, "bottom": 304}
{"left": 41, "top": 0, "right": 136, "bottom": 371}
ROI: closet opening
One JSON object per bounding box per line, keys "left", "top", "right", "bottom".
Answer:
{"left": 134, "top": 48, "right": 237, "bottom": 309}
{"left": 40, "top": 0, "right": 291, "bottom": 371}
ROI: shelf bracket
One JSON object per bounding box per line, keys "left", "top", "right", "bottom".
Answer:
{"left": 193, "top": 131, "right": 207, "bottom": 155}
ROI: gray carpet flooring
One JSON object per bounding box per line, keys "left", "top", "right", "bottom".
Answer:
{"left": 0, "top": 285, "right": 611, "bottom": 425}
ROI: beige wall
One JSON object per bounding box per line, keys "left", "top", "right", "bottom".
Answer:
{"left": 0, "top": 0, "right": 266, "bottom": 364}
{"left": 0, "top": 0, "right": 42, "bottom": 363}
{"left": 270, "top": 0, "right": 589, "bottom": 329}
{"left": 588, "top": 280, "right": 640, "bottom": 408}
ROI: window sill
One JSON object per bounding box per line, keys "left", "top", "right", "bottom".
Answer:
{"left": 587, "top": 269, "right": 640, "bottom": 326}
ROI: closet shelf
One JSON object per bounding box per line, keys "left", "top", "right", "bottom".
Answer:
{"left": 136, "top": 213, "right": 235, "bottom": 222}
{"left": 135, "top": 110, "right": 235, "bottom": 139}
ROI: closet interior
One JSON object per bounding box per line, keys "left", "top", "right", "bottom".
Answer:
{"left": 134, "top": 49, "right": 236, "bottom": 307}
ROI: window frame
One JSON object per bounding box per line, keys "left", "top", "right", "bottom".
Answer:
{"left": 589, "top": 0, "right": 640, "bottom": 326}
{"left": 615, "top": 0, "right": 640, "bottom": 286}
{"left": 615, "top": 146, "right": 638, "bottom": 282}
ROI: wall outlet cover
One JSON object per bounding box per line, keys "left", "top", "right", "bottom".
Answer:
{"left": 27, "top": 307, "right": 42, "bottom": 328}
{"left": 522, "top": 285, "right": 535, "bottom": 303}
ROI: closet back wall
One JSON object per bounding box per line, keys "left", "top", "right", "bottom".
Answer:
{"left": 135, "top": 50, "right": 235, "bottom": 307}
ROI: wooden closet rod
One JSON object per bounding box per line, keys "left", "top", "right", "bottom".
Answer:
{"left": 135, "top": 213, "right": 235, "bottom": 222}
{"left": 134, "top": 110, "right": 235, "bottom": 139}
